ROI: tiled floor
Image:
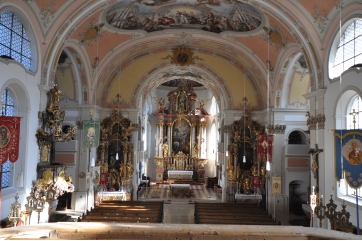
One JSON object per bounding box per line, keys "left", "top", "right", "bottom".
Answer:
{"left": 53, "top": 184, "right": 309, "bottom": 226}
{"left": 138, "top": 184, "right": 309, "bottom": 226}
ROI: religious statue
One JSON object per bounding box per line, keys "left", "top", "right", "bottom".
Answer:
{"left": 260, "top": 164, "right": 266, "bottom": 177}
{"left": 236, "top": 164, "right": 241, "bottom": 180}
{"left": 126, "top": 162, "right": 134, "bottom": 177}
{"left": 251, "top": 164, "right": 258, "bottom": 176}
{"left": 192, "top": 144, "right": 199, "bottom": 158}
{"left": 227, "top": 167, "right": 234, "bottom": 181}
{"left": 119, "top": 163, "right": 125, "bottom": 178}
{"left": 48, "top": 84, "right": 62, "bottom": 111}
{"left": 197, "top": 98, "right": 210, "bottom": 109}
{"left": 162, "top": 142, "right": 169, "bottom": 157}
{"left": 154, "top": 97, "right": 166, "bottom": 113}
{"left": 243, "top": 176, "right": 250, "bottom": 194}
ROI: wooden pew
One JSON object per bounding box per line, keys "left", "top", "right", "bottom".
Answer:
{"left": 79, "top": 201, "right": 164, "bottom": 223}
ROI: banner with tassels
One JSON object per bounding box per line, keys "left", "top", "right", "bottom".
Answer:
{"left": 0, "top": 116, "right": 21, "bottom": 164}
{"left": 82, "top": 120, "right": 100, "bottom": 148}
{"left": 256, "top": 134, "right": 273, "bottom": 162}
{"left": 334, "top": 130, "right": 362, "bottom": 188}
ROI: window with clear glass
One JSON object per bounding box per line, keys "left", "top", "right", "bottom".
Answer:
{"left": 0, "top": 88, "right": 14, "bottom": 188}
{"left": 330, "top": 19, "right": 362, "bottom": 79}
{"left": 347, "top": 95, "right": 362, "bottom": 129}
{"left": 0, "top": 10, "right": 31, "bottom": 70}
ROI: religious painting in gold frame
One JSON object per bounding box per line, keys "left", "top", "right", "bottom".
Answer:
{"left": 39, "top": 142, "right": 51, "bottom": 163}
{"left": 272, "top": 176, "right": 281, "bottom": 194}
{"left": 171, "top": 118, "right": 191, "bottom": 156}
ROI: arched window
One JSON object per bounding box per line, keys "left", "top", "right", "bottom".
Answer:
{"left": 329, "top": 19, "right": 362, "bottom": 79}
{"left": 0, "top": 10, "right": 31, "bottom": 70}
{"left": 347, "top": 95, "right": 362, "bottom": 129}
{"left": 1, "top": 88, "right": 14, "bottom": 188}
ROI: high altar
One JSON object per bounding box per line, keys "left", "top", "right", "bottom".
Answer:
{"left": 153, "top": 85, "right": 209, "bottom": 183}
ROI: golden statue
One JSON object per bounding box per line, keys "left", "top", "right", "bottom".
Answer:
{"left": 227, "top": 168, "right": 234, "bottom": 181}
{"left": 236, "top": 164, "right": 241, "bottom": 180}
{"left": 192, "top": 144, "right": 199, "bottom": 158}
{"left": 119, "top": 163, "right": 125, "bottom": 178}
{"left": 162, "top": 142, "right": 169, "bottom": 157}
{"left": 48, "top": 84, "right": 62, "bottom": 111}
{"left": 197, "top": 98, "right": 210, "bottom": 109}
{"left": 251, "top": 165, "right": 258, "bottom": 176}
{"left": 243, "top": 176, "right": 250, "bottom": 192}
{"left": 126, "top": 162, "right": 134, "bottom": 177}
{"left": 260, "top": 165, "right": 266, "bottom": 177}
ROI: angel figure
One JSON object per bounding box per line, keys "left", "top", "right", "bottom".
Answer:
{"left": 197, "top": 98, "right": 210, "bottom": 109}
{"left": 154, "top": 97, "right": 166, "bottom": 113}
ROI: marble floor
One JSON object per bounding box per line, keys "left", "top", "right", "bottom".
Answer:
{"left": 138, "top": 184, "right": 309, "bottom": 226}
{"left": 53, "top": 184, "right": 309, "bottom": 227}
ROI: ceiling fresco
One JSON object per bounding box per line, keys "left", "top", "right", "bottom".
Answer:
{"left": 106, "top": 0, "right": 262, "bottom": 33}
{"left": 17, "top": 0, "right": 360, "bottom": 109}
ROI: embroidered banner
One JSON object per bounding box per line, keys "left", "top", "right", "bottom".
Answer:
{"left": 257, "top": 134, "right": 273, "bottom": 162}
{"left": 91, "top": 166, "right": 100, "bottom": 186}
{"left": 334, "top": 130, "right": 362, "bottom": 188}
{"left": 82, "top": 120, "right": 100, "bottom": 148}
{"left": 0, "top": 116, "right": 21, "bottom": 164}
{"left": 272, "top": 176, "right": 281, "bottom": 194}
{"left": 251, "top": 176, "right": 260, "bottom": 189}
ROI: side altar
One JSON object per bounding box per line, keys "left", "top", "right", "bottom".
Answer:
{"left": 153, "top": 85, "right": 209, "bottom": 183}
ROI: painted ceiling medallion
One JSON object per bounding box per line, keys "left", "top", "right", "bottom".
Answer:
{"left": 79, "top": 23, "right": 104, "bottom": 46}
{"left": 161, "top": 45, "right": 204, "bottom": 66}
{"left": 106, "top": 0, "right": 262, "bottom": 33}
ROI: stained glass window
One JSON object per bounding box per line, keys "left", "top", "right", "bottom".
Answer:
{"left": 330, "top": 19, "right": 362, "bottom": 79}
{"left": 0, "top": 10, "right": 31, "bottom": 70}
{"left": 0, "top": 88, "right": 14, "bottom": 188}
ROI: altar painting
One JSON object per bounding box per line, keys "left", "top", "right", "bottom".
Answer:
{"left": 106, "top": 0, "right": 262, "bottom": 33}
{"left": 172, "top": 118, "right": 191, "bottom": 155}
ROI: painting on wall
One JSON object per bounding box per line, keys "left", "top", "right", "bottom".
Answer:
{"left": 106, "top": 0, "right": 262, "bottom": 33}
{"left": 172, "top": 118, "right": 191, "bottom": 155}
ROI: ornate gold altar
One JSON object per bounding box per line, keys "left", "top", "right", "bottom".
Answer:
{"left": 153, "top": 85, "right": 209, "bottom": 183}
{"left": 226, "top": 111, "right": 267, "bottom": 202}
{"left": 35, "top": 85, "right": 75, "bottom": 213}
{"left": 95, "top": 108, "right": 134, "bottom": 196}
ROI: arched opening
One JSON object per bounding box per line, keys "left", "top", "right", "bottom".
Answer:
{"left": 289, "top": 180, "right": 308, "bottom": 215}
{"left": 288, "top": 130, "right": 306, "bottom": 144}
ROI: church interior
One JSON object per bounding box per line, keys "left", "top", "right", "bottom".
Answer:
{"left": 1, "top": 0, "right": 362, "bottom": 239}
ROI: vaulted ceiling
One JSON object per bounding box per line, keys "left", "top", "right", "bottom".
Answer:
{"left": 15, "top": 0, "right": 356, "bottom": 110}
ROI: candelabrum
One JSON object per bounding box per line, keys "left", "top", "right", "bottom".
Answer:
{"left": 316, "top": 195, "right": 326, "bottom": 228}
{"left": 34, "top": 193, "right": 46, "bottom": 224}
{"left": 25, "top": 187, "right": 37, "bottom": 225}
{"left": 8, "top": 192, "right": 22, "bottom": 227}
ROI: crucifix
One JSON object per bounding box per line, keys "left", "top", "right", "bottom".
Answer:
{"left": 309, "top": 144, "right": 323, "bottom": 181}
{"left": 349, "top": 109, "right": 360, "bottom": 129}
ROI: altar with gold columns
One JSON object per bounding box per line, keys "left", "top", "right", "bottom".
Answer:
{"left": 153, "top": 86, "right": 210, "bottom": 183}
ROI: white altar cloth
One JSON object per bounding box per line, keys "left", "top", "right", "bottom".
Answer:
{"left": 235, "top": 194, "right": 262, "bottom": 200}
{"left": 235, "top": 194, "right": 262, "bottom": 204}
{"left": 168, "top": 170, "right": 193, "bottom": 179}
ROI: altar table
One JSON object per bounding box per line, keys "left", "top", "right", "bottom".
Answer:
{"left": 168, "top": 170, "right": 193, "bottom": 180}
{"left": 95, "top": 191, "right": 131, "bottom": 203}
{"left": 235, "top": 193, "right": 262, "bottom": 205}
{"left": 170, "top": 184, "right": 191, "bottom": 196}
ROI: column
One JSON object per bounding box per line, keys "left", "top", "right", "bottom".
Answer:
{"left": 167, "top": 123, "right": 172, "bottom": 156}
{"left": 159, "top": 123, "right": 164, "bottom": 157}
{"left": 155, "top": 122, "right": 160, "bottom": 157}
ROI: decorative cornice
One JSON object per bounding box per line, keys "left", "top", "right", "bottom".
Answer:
{"left": 266, "top": 124, "right": 286, "bottom": 134}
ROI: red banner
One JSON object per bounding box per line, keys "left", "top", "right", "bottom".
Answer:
{"left": 257, "top": 134, "right": 273, "bottom": 162}
{"left": 0, "top": 116, "right": 21, "bottom": 164}
{"left": 251, "top": 176, "right": 260, "bottom": 189}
